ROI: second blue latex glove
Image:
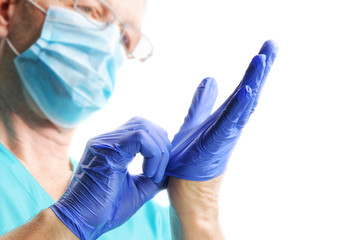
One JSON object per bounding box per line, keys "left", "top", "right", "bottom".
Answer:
{"left": 166, "top": 40, "right": 278, "bottom": 181}
{"left": 50, "top": 117, "right": 171, "bottom": 240}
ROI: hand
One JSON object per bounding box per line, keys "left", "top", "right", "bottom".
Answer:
{"left": 166, "top": 40, "right": 279, "bottom": 180}
{"left": 167, "top": 40, "right": 278, "bottom": 240}
{"left": 50, "top": 117, "right": 171, "bottom": 240}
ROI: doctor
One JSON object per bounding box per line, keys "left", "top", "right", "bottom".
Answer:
{"left": 0, "top": 0, "right": 278, "bottom": 239}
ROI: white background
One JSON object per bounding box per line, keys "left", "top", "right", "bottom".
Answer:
{"left": 70, "top": 0, "right": 343, "bottom": 239}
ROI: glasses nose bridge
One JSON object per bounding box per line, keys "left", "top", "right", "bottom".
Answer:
{"left": 114, "top": 19, "right": 126, "bottom": 36}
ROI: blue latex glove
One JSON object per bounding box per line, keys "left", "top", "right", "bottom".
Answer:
{"left": 166, "top": 40, "right": 278, "bottom": 180}
{"left": 50, "top": 117, "right": 171, "bottom": 240}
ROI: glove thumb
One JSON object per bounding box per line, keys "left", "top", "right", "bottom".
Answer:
{"left": 172, "top": 77, "right": 218, "bottom": 146}
{"left": 132, "top": 174, "right": 167, "bottom": 204}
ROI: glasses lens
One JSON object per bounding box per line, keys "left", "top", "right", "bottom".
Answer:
{"left": 74, "top": 0, "right": 153, "bottom": 61}
{"left": 124, "top": 26, "right": 153, "bottom": 61}
{"left": 74, "top": 0, "right": 115, "bottom": 26}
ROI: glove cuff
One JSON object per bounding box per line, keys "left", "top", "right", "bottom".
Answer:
{"left": 50, "top": 202, "right": 86, "bottom": 240}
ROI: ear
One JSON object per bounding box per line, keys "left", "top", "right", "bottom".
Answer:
{"left": 0, "top": 0, "right": 15, "bottom": 37}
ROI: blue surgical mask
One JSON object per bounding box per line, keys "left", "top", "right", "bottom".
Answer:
{"left": 6, "top": 6, "right": 126, "bottom": 129}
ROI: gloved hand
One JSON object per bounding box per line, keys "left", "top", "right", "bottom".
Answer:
{"left": 166, "top": 40, "right": 278, "bottom": 180}
{"left": 50, "top": 117, "right": 171, "bottom": 240}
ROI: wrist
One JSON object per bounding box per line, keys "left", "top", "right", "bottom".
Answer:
{"left": 41, "top": 209, "right": 78, "bottom": 240}
{"left": 167, "top": 176, "right": 224, "bottom": 240}
{"left": 167, "top": 176, "right": 222, "bottom": 216}
{"left": 169, "top": 204, "right": 223, "bottom": 240}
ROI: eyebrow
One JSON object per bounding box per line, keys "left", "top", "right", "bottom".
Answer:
{"left": 59, "top": 0, "right": 74, "bottom": 4}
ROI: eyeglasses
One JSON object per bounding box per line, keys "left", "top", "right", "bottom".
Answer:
{"left": 28, "top": 0, "right": 153, "bottom": 61}
{"left": 73, "top": 0, "right": 153, "bottom": 62}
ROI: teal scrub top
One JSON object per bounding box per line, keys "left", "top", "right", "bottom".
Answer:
{"left": 0, "top": 142, "right": 171, "bottom": 239}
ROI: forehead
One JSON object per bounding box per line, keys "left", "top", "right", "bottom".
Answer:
{"left": 44, "top": 0, "right": 146, "bottom": 28}
{"left": 109, "top": 0, "right": 146, "bottom": 28}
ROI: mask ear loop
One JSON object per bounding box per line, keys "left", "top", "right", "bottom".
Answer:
{"left": 5, "top": 38, "right": 20, "bottom": 56}
{"left": 6, "top": 1, "right": 47, "bottom": 56}
{"left": 27, "top": 0, "right": 47, "bottom": 14}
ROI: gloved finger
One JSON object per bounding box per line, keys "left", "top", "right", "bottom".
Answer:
{"left": 119, "top": 117, "right": 171, "bottom": 155}
{"left": 119, "top": 118, "right": 171, "bottom": 182}
{"left": 199, "top": 54, "right": 266, "bottom": 130}
{"left": 236, "top": 99, "right": 254, "bottom": 130}
{"left": 148, "top": 127, "right": 171, "bottom": 183}
{"left": 125, "top": 118, "right": 171, "bottom": 146}
{"left": 134, "top": 120, "right": 171, "bottom": 182}
{"left": 241, "top": 54, "right": 266, "bottom": 93}
{"left": 131, "top": 129, "right": 163, "bottom": 178}
{"left": 184, "top": 77, "right": 218, "bottom": 127}
{"left": 258, "top": 40, "right": 279, "bottom": 81}
{"left": 236, "top": 55, "right": 266, "bottom": 122}
{"left": 122, "top": 121, "right": 171, "bottom": 152}
{"left": 132, "top": 174, "right": 164, "bottom": 203}
{"left": 151, "top": 151, "right": 169, "bottom": 183}
{"left": 172, "top": 77, "right": 218, "bottom": 146}
{"left": 200, "top": 85, "right": 253, "bottom": 152}
{"left": 238, "top": 40, "right": 278, "bottom": 94}
{"left": 251, "top": 40, "right": 279, "bottom": 112}
{"left": 212, "top": 40, "right": 278, "bottom": 117}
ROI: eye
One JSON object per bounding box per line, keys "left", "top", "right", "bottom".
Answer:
{"left": 76, "top": 4, "right": 101, "bottom": 20}
{"left": 78, "top": 6, "right": 92, "bottom": 14}
{"left": 121, "top": 32, "right": 131, "bottom": 52}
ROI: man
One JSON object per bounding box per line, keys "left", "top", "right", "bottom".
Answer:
{"left": 0, "top": 0, "right": 278, "bottom": 239}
